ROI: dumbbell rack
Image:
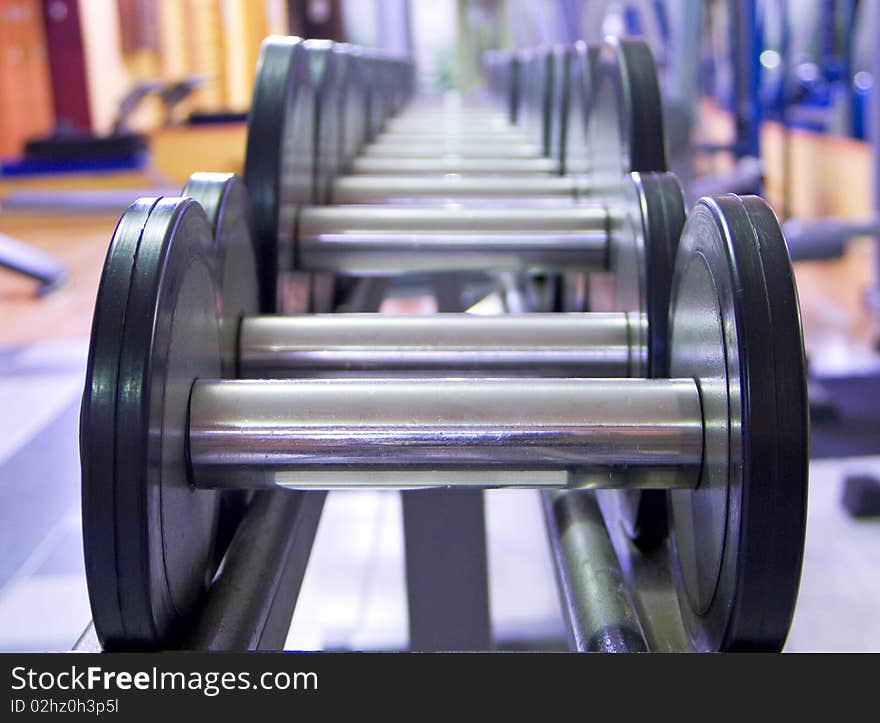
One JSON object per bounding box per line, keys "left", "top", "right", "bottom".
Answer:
{"left": 75, "top": 35, "right": 808, "bottom": 654}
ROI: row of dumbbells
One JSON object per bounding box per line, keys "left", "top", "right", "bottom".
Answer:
{"left": 240, "top": 36, "right": 668, "bottom": 313}
{"left": 80, "top": 35, "right": 808, "bottom": 653}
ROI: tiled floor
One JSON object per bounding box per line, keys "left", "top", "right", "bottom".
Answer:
{"left": 2, "top": 337, "right": 880, "bottom": 652}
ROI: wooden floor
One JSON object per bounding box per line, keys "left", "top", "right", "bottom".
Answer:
{"left": 0, "top": 213, "right": 120, "bottom": 347}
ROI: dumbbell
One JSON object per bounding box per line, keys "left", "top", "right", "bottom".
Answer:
{"left": 482, "top": 48, "right": 519, "bottom": 124}
{"left": 345, "top": 39, "right": 657, "bottom": 185}
{"left": 245, "top": 35, "right": 676, "bottom": 547}
{"left": 244, "top": 40, "right": 669, "bottom": 303}
{"left": 257, "top": 38, "right": 415, "bottom": 213}
{"left": 350, "top": 91, "right": 553, "bottom": 172}
{"left": 246, "top": 36, "right": 667, "bottom": 213}
{"left": 356, "top": 100, "right": 539, "bottom": 166}
{"left": 363, "top": 97, "right": 541, "bottom": 159}
{"left": 214, "top": 161, "right": 684, "bottom": 546}
{"left": 514, "top": 46, "right": 554, "bottom": 158}
{"left": 377, "top": 46, "right": 549, "bottom": 156}
{"left": 80, "top": 173, "right": 807, "bottom": 652}
{"left": 172, "top": 167, "right": 665, "bottom": 381}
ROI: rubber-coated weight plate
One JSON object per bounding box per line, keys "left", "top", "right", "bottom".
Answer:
{"left": 539, "top": 48, "right": 555, "bottom": 160}
{"left": 364, "top": 52, "right": 388, "bottom": 142}
{"left": 81, "top": 197, "right": 160, "bottom": 647}
{"left": 182, "top": 173, "right": 260, "bottom": 559}
{"left": 509, "top": 51, "right": 521, "bottom": 124}
{"left": 551, "top": 45, "right": 572, "bottom": 174}
{"left": 243, "top": 36, "right": 315, "bottom": 312}
{"left": 586, "top": 37, "right": 667, "bottom": 185}
{"left": 182, "top": 173, "right": 259, "bottom": 376}
{"left": 606, "top": 171, "right": 686, "bottom": 550}
{"left": 338, "top": 44, "right": 370, "bottom": 169}
{"left": 306, "top": 39, "right": 341, "bottom": 205}
{"left": 482, "top": 49, "right": 513, "bottom": 118}
{"left": 82, "top": 197, "right": 222, "bottom": 649}
{"left": 563, "top": 42, "right": 598, "bottom": 178}
{"left": 667, "top": 195, "right": 808, "bottom": 651}
{"left": 518, "top": 46, "right": 554, "bottom": 158}
{"left": 608, "top": 172, "right": 686, "bottom": 378}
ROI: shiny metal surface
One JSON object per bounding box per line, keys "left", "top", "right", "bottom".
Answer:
{"left": 597, "top": 491, "right": 690, "bottom": 651}
{"left": 238, "top": 312, "right": 645, "bottom": 378}
{"left": 543, "top": 490, "right": 648, "bottom": 652}
{"left": 298, "top": 231, "right": 607, "bottom": 274}
{"left": 330, "top": 175, "right": 578, "bottom": 203}
{"left": 188, "top": 378, "right": 703, "bottom": 490}
{"left": 386, "top": 109, "right": 508, "bottom": 123}
{"left": 184, "top": 489, "right": 325, "bottom": 651}
{"left": 668, "top": 211, "right": 734, "bottom": 623}
{"left": 349, "top": 156, "right": 558, "bottom": 175}
{"left": 296, "top": 205, "right": 609, "bottom": 274}
{"left": 181, "top": 173, "right": 259, "bottom": 378}
{"left": 299, "top": 204, "right": 606, "bottom": 233}
{"left": 370, "top": 135, "right": 533, "bottom": 151}
{"left": 362, "top": 142, "right": 541, "bottom": 158}
{"left": 375, "top": 114, "right": 522, "bottom": 129}
{"left": 387, "top": 109, "right": 509, "bottom": 119}
{"left": 373, "top": 131, "right": 530, "bottom": 145}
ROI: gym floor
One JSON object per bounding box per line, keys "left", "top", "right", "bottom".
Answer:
{"left": 2, "top": 112, "right": 880, "bottom": 651}
{"left": 1, "top": 331, "right": 879, "bottom": 652}
{"left": 1, "top": 207, "right": 880, "bottom": 652}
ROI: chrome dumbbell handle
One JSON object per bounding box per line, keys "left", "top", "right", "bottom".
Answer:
{"left": 188, "top": 377, "right": 703, "bottom": 492}
{"left": 237, "top": 312, "right": 646, "bottom": 378}
{"left": 295, "top": 205, "right": 613, "bottom": 274}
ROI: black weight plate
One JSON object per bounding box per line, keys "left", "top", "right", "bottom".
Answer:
{"left": 667, "top": 195, "right": 808, "bottom": 651}
{"left": 557, "top": 42, "right": 598, "bottom": 312}
{"left": 540, "top": 48, "right": 555, "bottom": 160}
{"left": 482, "top": 49, "right": 511, "bottom": 114}
{"left": 608, "top": 172, "right": 686, "bottom": 377}
{"left": 586, "top": 37, "right": 667, "bottom": 185}
{"left": 306, "top": 39, "right": 341, "bottom": 206}
{"left": 551, "top": 45, "right": 572, "bottom": 174}
{"left": 337, "top": 44, "right": 370, "bottom": 169}
{"left": 508, "top": 51, "right": 521, "bottom": 124}
{"left": 182, "top": 172, "right": 259, "bottom": 376}
{"left": 364, "top": 51, "right": 388, "bottom": 142}
{"left": 83, "top": 197, "right": 222, "bottom": 649}
{"left": 243, "top": 36, "right": 315, "bottom": 313}
{"left": 516, "top": 49, "right": 539, "bottom": 147}
{"left": 607, "top": 171, "right": 686, "bottom": 550}
{"left": 571, "top": 41, "right": 598, "bottom": 160}
{"left": 182, "top": 173, "right": 260, "bottom": 558}
{"left": 519, "top": 46, "right": 555, "bottom": 158}
{"left": 81, "top": 197, "right": 161, "bottom": 647}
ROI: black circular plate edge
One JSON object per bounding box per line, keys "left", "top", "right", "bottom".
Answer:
{"left": 112, "top": 196, "right": 218, "bottom": 649}
{"left": 80, "top": 196, "right": 163, "bottom": 650}
{"left": 670, "top": 194, "right": 809, "bottom": 651}
{"left": 617, "top": 171, "right": 686, "bottom": 551}
{"left": 181, "top": 171, "right": 258, "bottom": 564}
{"left": 243, "top": 35, "right": 308, "bottom": 313}
{"left": 605, "top": 36, "right": 668, "bottom": 173}
{"left": 724, "top": 194, "right": 809, "bottom": 651}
